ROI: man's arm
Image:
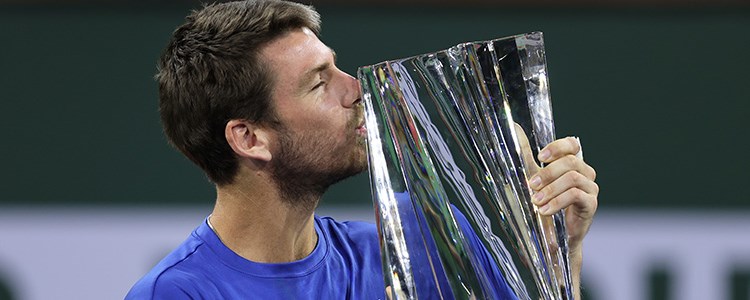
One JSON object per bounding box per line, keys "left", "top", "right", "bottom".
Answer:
{"left": 527, "top": 136, "right": 598, "bottom": 299}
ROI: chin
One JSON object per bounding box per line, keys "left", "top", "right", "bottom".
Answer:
{"left": 354, "top": 145, "right": 368, "bottom": 169}
{"left": 345, "top": 147, "right": 368, "bottom": 176}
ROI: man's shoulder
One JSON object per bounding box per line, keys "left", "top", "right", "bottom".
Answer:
{"left": 125, "top": 229, "right": 210, "bottom": 299}
{"left": 314, "top": 215, "right": 385, "bottom": 296}
{"left": 126, "top": 266, "right": 203, "bottom": 299}
{"left": 315, "top": 215, "right": 380, "bottom": 252}
{"left": 316, "top": 215, "right": 377, "bottom": 238}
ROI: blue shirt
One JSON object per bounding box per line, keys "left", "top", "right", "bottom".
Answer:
{"left": 126, "top": 216, "right": 387, "bottom": 299}
{"left": 126, "top": 211, "right": 517, "bottom": 299}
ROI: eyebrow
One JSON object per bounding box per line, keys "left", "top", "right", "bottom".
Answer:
{"left": 299, "top": 47, "right": 337, "bottom": 89}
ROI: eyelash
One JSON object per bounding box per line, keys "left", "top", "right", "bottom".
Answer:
{"left": 313, "top": 81, "right": 325, "bottom": 90}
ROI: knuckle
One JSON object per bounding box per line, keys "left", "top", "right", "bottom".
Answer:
{"left": 547, "top": 197, "right": 559, "bottom": 209}
{"left": 536, "top": 168, "right": 549, "bottom": 183}
{"left": 566, "top": 136, "right": 579, "bottom": 150}
{"left": 592, "top": 182, "right": 600, "bottom": 194}
{"left": 589, "top": 165, "right": 597, "bottom": 180}
{"left": 541, "top": 184, "right": 554, "bottom": 198}
{"left": 564, "top": 154, "right": 578, "bottom": 165}
{"left": 562, "top": 155, "right": 579, "bottom": 170}
{"left": 566, "top": 171, "right": 583, "bottom": 185}
{"left": 570, "top": 188, "right": 586, "bottom": 199}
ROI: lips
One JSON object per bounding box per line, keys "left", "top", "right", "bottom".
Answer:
{"left": 352, "top": 105, "right": 366, "bottom": 136}
{"left": 355, "top": 118, "right": 366, "bottom": 136}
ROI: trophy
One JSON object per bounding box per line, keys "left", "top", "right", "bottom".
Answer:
{"left": 358, "top": 32, "right": 572, "bottom": 299}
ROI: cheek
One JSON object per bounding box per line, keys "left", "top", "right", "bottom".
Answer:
{"left": 280, "top": 98, "right": 350, "bottom": 136}
{"left": 308, "top": 106, "right": 349, "bottom": 130}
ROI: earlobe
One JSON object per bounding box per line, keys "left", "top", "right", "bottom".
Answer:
{"left": 225, "top": 120, "right": 273, "bottom": 162}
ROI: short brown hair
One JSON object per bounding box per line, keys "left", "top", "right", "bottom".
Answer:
{"left": 157, "top": 0, "right": 320, "bottom": 185}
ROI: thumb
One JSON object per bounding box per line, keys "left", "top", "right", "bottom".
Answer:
{"left": 514, "top": 123, "right": 541, "bottom": 175}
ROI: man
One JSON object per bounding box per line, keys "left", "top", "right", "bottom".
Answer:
{"left": 126, "top": 0, "right": 598, "bottom": 299}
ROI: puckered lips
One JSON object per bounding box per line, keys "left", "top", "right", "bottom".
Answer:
{"left": 355, "top": 118, "right": 366, "bottom": 137}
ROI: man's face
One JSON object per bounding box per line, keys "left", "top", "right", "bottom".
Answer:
{"left": 260, "top": 27, "right": 367, "bottom": 200}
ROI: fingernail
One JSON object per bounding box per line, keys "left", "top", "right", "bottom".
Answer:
{"left": 533, "top": 192, "right": 544, "bottom": 204}
{"left": 539, "top": 204, "right": 550, "bottom": 214}
{"left": 530, "top": 176, "right": 542, "bottom": 189}
{"left": 538, "top": 150, "right": 550, "bottom": 161}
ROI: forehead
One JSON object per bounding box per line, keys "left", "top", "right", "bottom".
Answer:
{"left": 260, "top": 27, "right": 331, "bottom": 90}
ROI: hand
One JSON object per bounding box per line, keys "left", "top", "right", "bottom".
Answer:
{"left": 526, "top": 136, "right": 598, "bottom": 252}
{"left": 516, "top": 130, "right": 597, "bottom": 299}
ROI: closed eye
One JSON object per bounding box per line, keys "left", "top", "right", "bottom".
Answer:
{"left": 312, "top": 81, "right": 325, "bottom": 90}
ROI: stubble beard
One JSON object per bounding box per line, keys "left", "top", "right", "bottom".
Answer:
{"left": 269, "top": 119, "right": 367, "bottom": 209}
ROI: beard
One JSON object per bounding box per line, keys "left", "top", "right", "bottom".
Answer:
{"left": 269, "top": 114, "right": 367, "bottom": 208}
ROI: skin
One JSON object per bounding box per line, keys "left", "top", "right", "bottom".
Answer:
{"left": 532, "top": 137, "right": 598, "bottom": 300}
{"left": 209, "top": 26, "right": 598, "bottom": 299}
{"left": 209, "top": 27, "right": 365, "bottom": 263}
{"left": 521, "top": 131, "right": 598, "bottom": 299}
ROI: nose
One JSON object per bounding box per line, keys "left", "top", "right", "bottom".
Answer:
{"left": 341, "top": 71, "right": 362, "bottom": 108}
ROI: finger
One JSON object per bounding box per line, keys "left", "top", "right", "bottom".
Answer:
{"left": 537, "top": 187, "right": 597, "bottom": 216}
{"left": 514, "top": 123, "right": 541, "bottom": 175}
{"left": 538, "top": 137, "right": 580, "bottom": 164}
{"left": 532, "top": 170, "right": 599, "bottom": 207}
{"left": 528, "top": 155, "right": 596, "bottom": 191}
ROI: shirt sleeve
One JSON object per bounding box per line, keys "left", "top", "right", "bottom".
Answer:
{"left": 126, "top": 269, "right": 203, "bottom": 300}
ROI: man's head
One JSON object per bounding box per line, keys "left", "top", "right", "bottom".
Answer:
{"left": 157, "top": 0, "right": 316, "bottom": 185}
{"left": 158, "top": 0, "right": 366, "bottom": 195}
{"left": 259, "top": 26, "right": 367, "bottom": 202}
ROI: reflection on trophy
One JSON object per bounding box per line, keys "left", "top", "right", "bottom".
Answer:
{"left": 358, "top": 32, "right": 572, "bottom": 300}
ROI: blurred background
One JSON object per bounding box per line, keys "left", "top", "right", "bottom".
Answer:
{"left": 0, "top": 0, "right": 748, "bottom": 299}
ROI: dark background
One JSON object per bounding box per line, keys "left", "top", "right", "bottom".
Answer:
{"left": 0, "top": 2, "right": 749, "bottom": 300}
{"left": 0, "top": 3, "right": 748, "bottom": 210}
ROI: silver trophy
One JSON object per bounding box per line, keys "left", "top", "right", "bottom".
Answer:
{"left": 359, "top": 32, "right": 572, "bottom": 300}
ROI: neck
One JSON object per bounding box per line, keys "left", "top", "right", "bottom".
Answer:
{"left": 209, "top": 172, "right": 321, "bottom": 263}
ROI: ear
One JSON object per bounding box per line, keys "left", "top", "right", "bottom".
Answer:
{"left": 225, "top": 119, "right": 272, "bottom": 162}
